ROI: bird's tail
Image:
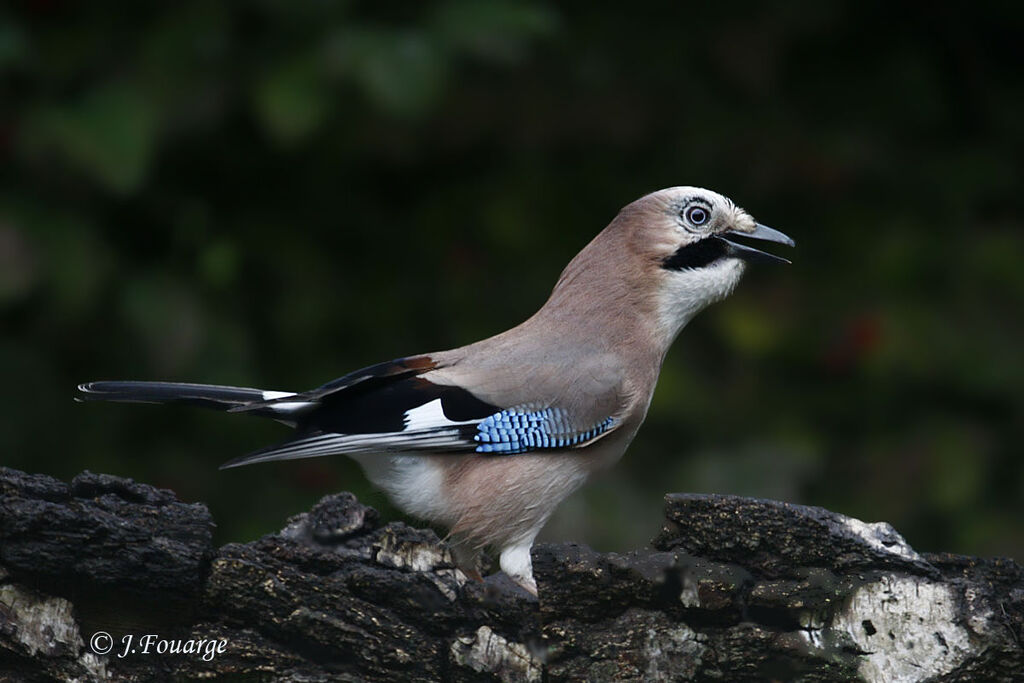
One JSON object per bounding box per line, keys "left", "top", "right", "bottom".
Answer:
{"left": 76, "top": 381, "right": 282, "bottom": 412}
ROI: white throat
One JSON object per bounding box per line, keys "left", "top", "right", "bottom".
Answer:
{"left": 655, "top": 258, "right": 746, "bottom": 347}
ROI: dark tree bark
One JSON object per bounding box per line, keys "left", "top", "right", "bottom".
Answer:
{"left": 1, "top": 466, "right": 1021, "bottom": 682}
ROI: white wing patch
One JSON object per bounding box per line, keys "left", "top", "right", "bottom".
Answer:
{"left": 403, "top": 398, "right": 478, "bottom": 430}
{"left": 262, "top": 391, "right": 295, "bottom": 399}
{"left": 260, "top": 390, "right": 315, "bottom": 415}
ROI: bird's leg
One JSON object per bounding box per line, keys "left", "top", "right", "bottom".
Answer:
{"left": 499, "top": 542, "right": 537, "bottom": 596}
{"left": 448, "top": 538, "right": 485, "bottom": 583}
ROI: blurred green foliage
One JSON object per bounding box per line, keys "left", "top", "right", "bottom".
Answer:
{"left": 2, "top": 1, "right": 1022, "bottom": 561}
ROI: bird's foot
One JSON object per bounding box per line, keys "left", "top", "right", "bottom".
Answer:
{"left": 499, "top": 543, "right": 538, "bottom": 597}
{"left": 482, "top": 571, "right": 538, "bottom": 602}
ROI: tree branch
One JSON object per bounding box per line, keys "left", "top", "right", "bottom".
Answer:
{"left": 1, "top": 467, "right": 1020, "bottom": 682}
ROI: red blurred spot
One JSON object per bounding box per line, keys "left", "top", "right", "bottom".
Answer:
{"left": 792, "top": 153, "right": 850, "bottom": 192}
{"left": 822, "top": 312, "right": 884, "bottom": 373}
{"left": 445, "top": 244, "right": 480, "bottom": 275}
{"left": 292, "top": 460, "right": 341, "bottom": 492}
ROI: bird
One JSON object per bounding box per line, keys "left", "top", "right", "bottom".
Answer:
{"left": 77, "top": 186, "right": 794, "bottom": 596}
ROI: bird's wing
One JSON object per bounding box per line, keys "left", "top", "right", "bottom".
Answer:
{"left": 229, "top": 354, "right": 440, "bottom": 412}
{"left": 220, "top": 353, "right": 627, "bottom": 468}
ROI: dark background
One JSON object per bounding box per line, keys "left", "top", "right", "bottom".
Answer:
{"left": 2, "top": 2, "right": 1022, "bottom": 562}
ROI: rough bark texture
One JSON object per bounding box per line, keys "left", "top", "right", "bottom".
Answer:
{"left": 0, "top": 466, "right": 1021, "bottom": 682}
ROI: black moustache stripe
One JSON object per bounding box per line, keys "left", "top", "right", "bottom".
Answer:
{"left": 661, "top": 237, "right": 730, "bottom": 271}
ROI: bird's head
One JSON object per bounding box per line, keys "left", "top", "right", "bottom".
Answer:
{"left": 541, "top": 186, "right": 794, "bottom": 346}
{"left": 629, "top": 186, "right": 794, "bottom": 271}
{"left": 620, "top": 186, "right": 795, "bottom": 341}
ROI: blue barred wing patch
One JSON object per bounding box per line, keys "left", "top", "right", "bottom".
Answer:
{"left": 474, "top": 408, "right": 615, "bottom": 454}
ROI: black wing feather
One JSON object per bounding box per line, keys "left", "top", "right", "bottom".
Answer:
{"left": 220, "top": 355, "right": 500, "bottom": 468}
{"left": 303, "top": 376, "right": 497, "bottom": 435}
{"left": 230, "top": 354, "right": 439, "bottom": 413}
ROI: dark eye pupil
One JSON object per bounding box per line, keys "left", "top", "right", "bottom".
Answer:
{"left": 687, "top": 207, "right": 708, "bottom": 225}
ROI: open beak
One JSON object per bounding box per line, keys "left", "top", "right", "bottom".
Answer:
{"left": 721, "top": 223, "right": 796, "bottom": 265}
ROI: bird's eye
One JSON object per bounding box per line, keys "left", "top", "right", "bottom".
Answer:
{"left": 685, "top": 206, "right": 710, "bottom": 226}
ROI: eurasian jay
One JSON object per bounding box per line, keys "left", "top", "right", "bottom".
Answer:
{"left": 77, "top": 186, "right": 794, "bottom": 595}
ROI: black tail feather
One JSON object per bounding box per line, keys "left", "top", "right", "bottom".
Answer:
{"left": 76, "top": 381, "right": 266, "bottom": 411}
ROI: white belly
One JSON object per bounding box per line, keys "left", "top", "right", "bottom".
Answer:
{"left": 349, "top": 453, "right": 455, "bottom": 523}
